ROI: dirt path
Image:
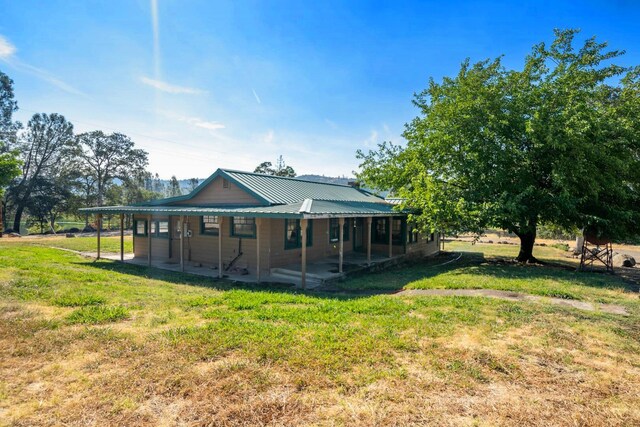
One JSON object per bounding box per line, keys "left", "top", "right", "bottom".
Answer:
{"left": 397, "top": 288, "right": 630, "bottom": 316}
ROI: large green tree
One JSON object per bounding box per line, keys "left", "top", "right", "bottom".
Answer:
{"left": 9, "top": 113, "right": 75, "bottom": 232}
{"left": 0, "top": 70, "right": 21, "bottom": 235}
{"left": 357, "top": 29, "right": 640, "bottom": 262}
{"left": 74, "top": 131, "right": 149, "bottom": 207}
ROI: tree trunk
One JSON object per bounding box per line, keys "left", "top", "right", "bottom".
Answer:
{"left": 13, "top": 204, "right": 25, "bottom": 233}
{"left": 516, "top": 230, "right": 537, "bottom": 263}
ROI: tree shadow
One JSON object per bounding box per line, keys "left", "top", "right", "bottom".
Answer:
{"left": 75, "top": 260, "right": 372, "bottom": 301}
{"left": 330, "top": 251, "right": 640, "bottom": 295}
{"left": 77, "top": 249, "right": 639, "bottom": 300}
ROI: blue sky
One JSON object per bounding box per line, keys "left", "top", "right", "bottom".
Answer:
{"left": 1, "top": 0, "right": 639, "bottom": 179}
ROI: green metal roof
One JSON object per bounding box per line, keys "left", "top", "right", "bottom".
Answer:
{"left": 222, "top": 169, "right": 384, "bottom": 204}
{"left": 80, "top": 200, "right": 403, "bottom": 218}
{"left": 82, "top": 168, "right": 402, "bottom": 217}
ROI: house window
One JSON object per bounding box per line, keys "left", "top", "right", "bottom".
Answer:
{"left": 285, "top": 219, "right": 312, "bottom": 249}
{"left": 392, "top": 219, "right": 404, "bottom": 245}
{"left": 407, "top": 223, "right": 419, "bottom": 244}
{"left": 200, "top": 216, "right": 219, "bottom": 236}
{"left": 329, "top": 218, "right": 350, "bottom": 242}
{"left": 372, "top": 218, "right": 388, "bottom": 244}
{"left": 149, "top": 220, "right": 169, "bottom": 238}
{"left": 134, "top": 219, "right": 147, "bottom": 236}
{"left": 231, "top": 216, "right": 255, "bottom": 238}
{"left": 430, "top": 232, "right": 435, "bottom": 242}
{"left": 156, "top": 221, "right": 169, "bottom": 238}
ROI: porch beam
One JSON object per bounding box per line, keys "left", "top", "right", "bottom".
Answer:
{"left": 388, "top": 216, "right": 393, "bottom": 258}
{"left": 218, "top": 217, "right": 224, "bottom": 279}
{"left": 338, "top": 217, "right": 345, "bottom": 273}
{"left": 147, "top": 214, "right": 152, "bottom": 267}
{"left": 179, "top": 215, "right": 184, "bottom": 272}
{"left": 96, "top": 214, "right": 102, "bottom": 260}
{"left": 301, "top": 218, "right": 307, "bottom": 289}
{"left": 366, "top": 216, "right": 372, "bottom": 263}
{"left": 256, "top": 218, "right": 261, "bottom": 283}
{"left": 119, "top": 214, "right": 124, "bottom": 261}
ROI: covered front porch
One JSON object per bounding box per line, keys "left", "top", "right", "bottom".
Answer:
{"left": 88, "top": 207, "right": 405, "bottom": 289}
{"left": 97, "top": 249, "right": 397, "bottom": 289}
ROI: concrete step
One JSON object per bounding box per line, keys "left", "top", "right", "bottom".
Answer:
{"left": 269, "top": 268, "right": 324, "bottom": 288}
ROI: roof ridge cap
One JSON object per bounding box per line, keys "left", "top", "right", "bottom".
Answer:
{"left": 299, "top": 198, "right": 313, "bottom": 213}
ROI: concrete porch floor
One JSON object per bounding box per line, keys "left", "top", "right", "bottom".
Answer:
{"left": 92, "top": 251, "right": 396, "bottom": 288}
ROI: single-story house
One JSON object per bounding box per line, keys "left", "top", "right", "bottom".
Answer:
{"left": 81, "top": 168, "right": 439, "bottom": 287}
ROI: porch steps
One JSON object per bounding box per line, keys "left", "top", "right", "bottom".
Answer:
{"left": 269, "top": 267, "right": 327, "bottom": 288}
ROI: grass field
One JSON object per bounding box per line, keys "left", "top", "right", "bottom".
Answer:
{"left": 1, "top": 237, "right": 639, "bottom": 426}
{"left": 6, "top": 234, "right": 133, "bottom": 253}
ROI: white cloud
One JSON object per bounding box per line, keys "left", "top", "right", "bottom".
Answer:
{"left": 186, "top": 116, "right": 225, "bottom": 130}
{"left": 157, "top": 110, "right": 224, "bottom": 131}
{"left": 0, "top": 35, "right": 16, "bottom": 59}
{"left": 140, "top": 76, "right": 207, "bottom": 95}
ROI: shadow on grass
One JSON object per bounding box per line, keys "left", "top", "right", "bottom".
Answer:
{"left": 76, "top": 259, "right": 370, "bottom": 301}
{"left": 332, "top": 251, "right": 640, "bottom": 295}
{"left": 77, "top": 249, "right": 639, "bottom": 299}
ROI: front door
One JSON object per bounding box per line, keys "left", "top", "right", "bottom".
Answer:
{"left": 353, "top": 218, "right": 364, "bottom": 252}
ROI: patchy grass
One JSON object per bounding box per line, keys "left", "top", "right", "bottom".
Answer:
{"left": 3, "top": 234, "right": 133, "bottom": 253}
{"left": 342, "top": 242, "right": 637, "bottom": 306}
{"left": 66, "top": 305, "right": 130, "bottom": 324}
{"left": 0, "top": 240, "right": 639, "bottom": 426}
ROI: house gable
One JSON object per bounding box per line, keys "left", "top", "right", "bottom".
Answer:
{"left": 171, "top": 175, "right": 263, "bottom": 206}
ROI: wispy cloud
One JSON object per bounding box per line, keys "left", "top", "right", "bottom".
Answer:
{"left": 252, "top": 88, "right": 262, "bottom": 104}
{"left": 263, "top": 129, "right": 274, "bottom": 144}
{"left": 186, "top": 116, "right": 225, "bottom": 130}
{"left": 141, "top": 76, "right": 207, "bottom": 95}
{"left": 0, "top": 35, "right": 16, "bottom": 59}
{"left": 364, "top": 129, "right": 378, "bottom": 147}
{"left": 0, "top": 34, "right": 85, "bottom": 96}
{"left": 158, "top": 110, "right": 224, "bottom": 131}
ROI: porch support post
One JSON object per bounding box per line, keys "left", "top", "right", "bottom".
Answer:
{"left": 218, "top": 217, "right": 224, "bottom": 279}
{"left": 147, "top": 214, "right": 152, "bottom": 267}
{"left": 301, "top": 218, "right": 308, "bottom": 289}
{"left": 96, "top": 214, "right": 102, "bottom": 260}
{"left": 338, "top": 217, "right": 345, "bottom": 273}
{"left": 366, "top": 216, "right": 372, "bottom": 263}
{"left": 388, "top": 216, "right": 393, "bottom": 258}
{"left": 179, "top": 215, "right": 185, "bottom": 272}
{"left": 119, "top": 213, "right": 124, "bottom": 261}
{"left": 256, "top": 218, "right": 261, "bottom": 283}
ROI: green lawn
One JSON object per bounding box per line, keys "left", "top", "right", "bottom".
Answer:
{"left": 11, "top": 234, "right": 133, "bottom": 253}
{"left": 341, "top": 241, "right": 638, "bottom": 307}
{"left": 1, "top": 240, "right": 639, "bottom": 426}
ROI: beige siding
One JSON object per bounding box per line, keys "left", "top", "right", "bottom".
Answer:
{"left": 405, "top": 233, "right": 440, "bottom": 258}
{"left": 133, "top": 214, "right": 441, "bottom": 274}
{"left": 269, "top": 219, "right": 355, "bottom": 269}
{"left": 163, "top": 216, "right": 271, "bottom": 274}
{"left": 173, "top": 176, "right": 261, "bottom": 206}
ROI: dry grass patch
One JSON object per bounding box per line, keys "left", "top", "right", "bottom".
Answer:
{"left": 1, "top": 241, "right": 639, "bottom": 425}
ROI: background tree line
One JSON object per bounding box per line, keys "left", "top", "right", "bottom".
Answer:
{"left": 0, "top": 70, "right": 198, "bottom": 235}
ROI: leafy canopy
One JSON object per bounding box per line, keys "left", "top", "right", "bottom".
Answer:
{"left": 357, "top": 29, "right": 640, "bottom": 248}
